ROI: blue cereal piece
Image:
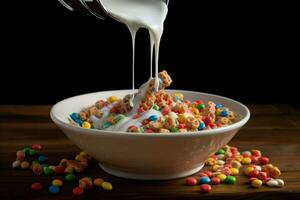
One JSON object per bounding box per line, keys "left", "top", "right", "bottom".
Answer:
{"left": 198, "top": 122, "right": 206, "bottom": 130}
{"left": 70, "top": 113, "right": 82, "bottom": 126}
{"left": 216, "top": 103, "right": 223, "bottom": 109}
{"left": 199, "top": 177, "right": 211, "bottom": 184}
{"left": 38, "top": 155, "right": 48, "bottom": 163}
{"left": 220, "top": 109, "right": 229, "bottom": 117}
{"left": 102, "top": 122, "right": 112, "bottom": 129}
{"left": 148, "top": 115, "right": 158, "bottom": 121}
{"left": 49, "top": 185, "right": 60, "bottom": 194}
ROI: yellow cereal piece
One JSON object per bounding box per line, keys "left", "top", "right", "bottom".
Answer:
{"left": 82, "top": 121, "right": 91, "bottom": 129}
{"left": 230, "top": 168, "right": 239, "bottom": 176}
{"left": 52, "top": 179, "right": 63, "bottom": 187}
{"left": 234, "top": 155, "right": 243, "bottom": 162}
{"left": 217, "top": 174, "right": 227, "bottom": 182}
{"left": 20, "top": 161, "right": 30, "bottom": 169}
{"left": 174, "top": 93, "right": 184, "bottom": 101}
{"left": 102, "top": 182, "right": 113, "bottom": 190}
{"left": 205, "top": 158, "right": 215, "bottom": 166}
{"left": 177, "top": 114, "right": 186, "bottom": 124}
{"left": 212, "top": 164, "right": 222, "bottom": 172}
{"left": 107, "top": 96, "right": 120, "bottom": 103}
{"left": 242, "top": 157, "right": 252, "bottom": 165}
{"left": 216, "top": 108, "right": 222, "bottom": 116}
{"left": 93, "top": 178, "right": 104, "bottom": 187}
{"left": 190, "top": 107, "right": 199, "bottom": 116}
{"left": 244, "top": 166, "right": 255, "bottom": 175}
{"left": 251, "top": 179, "right": 262, "bottom": 188}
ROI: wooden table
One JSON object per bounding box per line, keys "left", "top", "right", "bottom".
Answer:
{"left": 0, "top": 105, "right": 299, "bottom": 199}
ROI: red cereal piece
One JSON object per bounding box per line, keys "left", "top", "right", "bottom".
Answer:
{"left": 73, "top": 187, "right": 84, "bottom": 196}
{"left": 203, "top": 170, "right": 213, "bottom": 178}
{"left": 249, "top": 170, "right": 260, "bottom": 178}
{"left": 251, "top": 150, "right": 262, "bottom": 157}
{"left": 259, "top": 157, "right": 270, "bottom": 165}
{"left": 200, "top": 184, "right": 212, "bottom": 193}
{"left": 211, "top": 177, "right": 221, "bottom": 185}
{"left": 251, "top": 156, "right": 259, "bottom": 163}
{"left": 257, "top": 172, "right": 268, "bottom": 181}
{"left": 16, "top": 151, "right": 26, "bottom": 161}
{"left": 162, "top": 107, "right": 170, "bottom": 115}
{"left": 54, "top": 166, "right": 65, "bottom": 174}
{"left": 185, "top": 177, "right": 198, "bottom": 186}
{"left": 203, "top": 116, "right": 213, "bottom": 125}
{"left": 178, "top": 123, "right": 186, "bottom": 129}
{"left": 142, "top": 119, "right": 150, "bottom": 125}
{"left": 195, "top": 100, "right": 204, "bottom": 105}
{"left": 31, "top": 182, "right": 43, "bottom": 190}
{"left": 31, "top": 144, "right": 42, "bottom": 151}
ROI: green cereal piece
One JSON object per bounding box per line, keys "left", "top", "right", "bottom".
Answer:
{"left": 171, "top": 127, "right": 179, "bottom": 132}
{"left": 216, "top": 149, "right": 225, "bottom": 155}
{"left": 65, "top": 174, "right": 76, "bottom": 182}
{"left": 23, "top": 147, "right": 31, "bottom": 156}
{"left": 29, "top": 149, "right": 38, "bottom": 156}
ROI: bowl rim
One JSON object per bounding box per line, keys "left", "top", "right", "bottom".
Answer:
{"left": 50, "top": 89, "right": 250, "bottom": 137}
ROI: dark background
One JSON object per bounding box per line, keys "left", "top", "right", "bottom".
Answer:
{"left": 1, "top": 1, "right": 298, "bottom": 104}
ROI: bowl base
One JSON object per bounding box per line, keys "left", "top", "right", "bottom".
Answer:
{"left": 98, "top": 163, "right": 204, "bottom": 180}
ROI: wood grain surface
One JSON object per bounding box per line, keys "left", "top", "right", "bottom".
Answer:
{"left": 0, "top": 104, "right": 300, "bottom": 200}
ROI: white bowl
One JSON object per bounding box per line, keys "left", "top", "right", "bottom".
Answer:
{"left": 50, "top": 90, "right": 250, "bottom": 180}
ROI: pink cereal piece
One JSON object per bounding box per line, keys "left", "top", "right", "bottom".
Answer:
{"left": 31, "top": 144, "right": 42, "bottom": 151}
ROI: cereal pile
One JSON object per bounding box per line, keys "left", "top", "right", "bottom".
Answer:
{"left": 69, "top": 70, "right": 238, "bottom": 133}
{"left": 12, "top": 144, "right": 113, "bottom": 196}
{"left": 185, "top": 145, "right": 284, "bottom": 193}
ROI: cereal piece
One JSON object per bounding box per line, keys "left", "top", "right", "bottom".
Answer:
{"left": 16, "top": 150, "right": 26, "bottom": 161}
{"left": 225, "top": 176, "right": 236, "bottom": 184}
{"left": 159, "top": 128, "right": 170, "bottom": 133}
{"left": 65, "top": 174, "right": 77, "bottom": 182}
{"left": 102, "top": 182, "right": 113, "bottom": 190}
{"left": 31, "top": 182, "right": 43, "bottom": 191}
{"left": 79, "top": 177, "right": 93, "bottom": 189}
{"left": 95, "top": 100, "right": 108, "bottom": 109}
{"left": 158, "top": 70, "right": 172, "bottom": 88}
{"left": 54, "top": 166, "right": 65, "bottom": 174}
{"left": 52, "top": 179, "right": 63, "bottom": 187}
{"left": 217, "top": 174, "right": 227, "bottom": 182}
{"left": 12, "top": 160, "right": 21, "bottom": 169}
{"left": 259, "top": 156, "right": 270, "bottom": 165}
{"left": 262, "top": 164, "right": 281, "bottom": 178}
{"left": 200, "top": 184, "right": 212, "bottom": 193}
{"left": 32, "top": 162, "right": 43, "bottom": 175}
{"left": 199, "top": 177, "right": 211, "bottom": 184}
{"left": 211, "top": 177, "right": 221, "bottom": 185}
{"left": 162, "top": 116, "right": 178, "bottom": 130}
{"left": 20, "top": 161, "right": 30, "bottom": 169}
{"left": 107, "top": 96, "right": 120, "bottom": 103}
{"left": 242, "top": 157, "right": 252, "bottom": 164}
{"left": 73, "top": 187, "right": 84, "bottom": 196}
{"left": 31, "top": 144, "right": 42, "bottom": 151}
{"left": 59, "top": 159, "right": 86, "bottom": 173}
{"left": 251, "top": 179, "right": 263, "bottom": 188}
{"left": 43, "top": 166, "right": 54, "bottom": 175}
{"left": 230, "top": 168, "right": 239, "bottom": 176}
{"left": 94, "top": 178, "right": 104, "bottom": 187}
{"left": 82, "top": 121, "right": 91, "bottom": 129}
{"left": 49, "top": 185, "right": 60, "bottom": 194}
{"left": 185, "top": 116, "right": 199, "bottom": 131}
{"left": 185, "top": 177, "right": 198, "bottom": 186}
{"left": 37, "top": 155, "right": 48, "bottom": 163}
{"left": 205, "top": 158, "right": 215, "bottom": 166}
